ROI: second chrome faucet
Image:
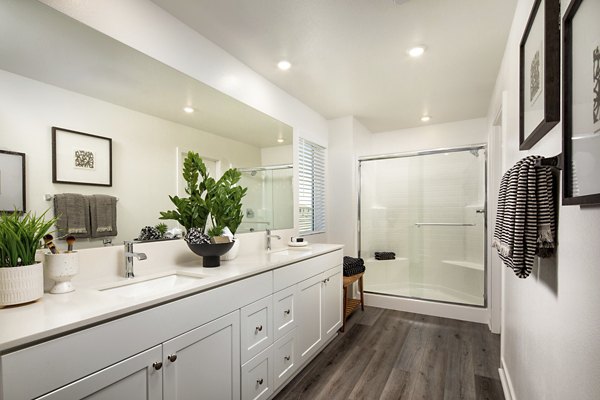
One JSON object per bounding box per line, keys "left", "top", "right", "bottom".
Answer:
{"left": 266, "top": 228, "right": 281, "bottom": 251}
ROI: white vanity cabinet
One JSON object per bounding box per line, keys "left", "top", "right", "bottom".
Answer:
{"left": 0, "top": 248, "right": 343, "bottom": 400}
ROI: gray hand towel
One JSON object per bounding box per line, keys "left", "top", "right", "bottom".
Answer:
{"left": 89, "top": 195, "right": 118, "bottom": 238}
{"left": 53, "top": 193, "right": 91, "bottom": 238}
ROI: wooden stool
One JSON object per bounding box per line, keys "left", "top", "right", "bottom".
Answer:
{"left": 341, "top": 272, "right": 364, "bottom": 332}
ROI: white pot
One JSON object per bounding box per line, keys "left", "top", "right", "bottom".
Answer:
{"left": 45, "top": 252, "right": 79, "bottom": 294}
{"left": 221, "top": 238, "right": 240, "bottom": 261}
{"left": 0, "top": 263, "right": 44, "bottom": 306}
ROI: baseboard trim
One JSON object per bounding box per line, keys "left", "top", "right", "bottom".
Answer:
{"left": 499, "top": 357, "right": 517, "bottom": 400}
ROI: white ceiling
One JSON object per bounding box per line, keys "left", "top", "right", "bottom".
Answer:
{"left": 0, "top": 0, "right": 292, "bottom": 149}
{"left": 151, "top": 0, "right": 517, "bottom": 132}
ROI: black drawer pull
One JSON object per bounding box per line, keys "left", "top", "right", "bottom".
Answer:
{"left": 168, "top": 354, "right": 178, "bottom": 362}
{"left": 284, "top": 309, "right": 291, "bottom": 315}
{"left": 255, "top": 325, "right": 263, "bottom": 333}
{"left": 257, "top": 378, "right": 264, "bottom": 385}
{"left": 153, "top": 362, "right": 163, "bottom": 370}
{"left": 284, "top": 355, "right": 291, "bottom": 361}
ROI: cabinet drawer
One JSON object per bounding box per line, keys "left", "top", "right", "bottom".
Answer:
{"left": 272, "top": 329, "right": 298, "bottom": 391}
{"left": 241, "top": 295, "right": 273, "bottom": 364}
{"left": 241, "top": 346, "right": 273, "bottom": 400}
{"left": 273, "top": 285, "right": 297, "bottom": 340}
{"left": 274, "top": 249, "right": 343, "bottom": 292}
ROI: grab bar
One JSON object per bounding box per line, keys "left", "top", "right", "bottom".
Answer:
{"left": 414, "top": 223, "right": 476, "bottom": 227}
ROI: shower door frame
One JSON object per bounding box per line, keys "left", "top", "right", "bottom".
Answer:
{"left": 358, "top": 143, "right": 488, "bottom": 309}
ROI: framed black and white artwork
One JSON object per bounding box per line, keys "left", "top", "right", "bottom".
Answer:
{"left": 52, "top": 127, "right": 112, "bottom": 187}
{"left": 0, "top": 150, "right": 26, "bottom": 213}
{"left": 563, "top": 0, "right": 600, "bottom": 205}
{"left": 519, "top": 0, "right": 561, "bottom": 150}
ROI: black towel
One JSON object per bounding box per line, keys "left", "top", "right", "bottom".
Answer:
{"left": 343, "top": 256, "right": 366, "bottom": 276}
{"left": 374, "top": 251, "right": 395, "bottom": 260}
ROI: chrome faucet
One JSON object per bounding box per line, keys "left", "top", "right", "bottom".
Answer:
{"left": 124, "top": 241, "right": 147, "bottom": 278}
{"left": 266, "top": 228, "right": 281, "bottom": 251}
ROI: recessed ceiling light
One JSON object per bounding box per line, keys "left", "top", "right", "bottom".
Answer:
{"left": 277, "top": 60, "right": 291, "bottom": 71}
{"left": 183, "top": 106, "right": 195, "bottom": 113}
{"left": 277, "top": 138, "right": 285, "bottom": 143}
{"left": 408, "top": 46, "right": 426, "bottom": 58}
{"left": 421, "top": 115, "right": 431, "bottom": 122}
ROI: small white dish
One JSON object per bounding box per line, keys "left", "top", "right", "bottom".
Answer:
{"left": 288, "top": 241, "right": 309, "bottom": 247}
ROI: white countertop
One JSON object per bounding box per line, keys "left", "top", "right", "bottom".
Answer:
{"left": 0, "top": 243, "right": 343, "bottom": 353}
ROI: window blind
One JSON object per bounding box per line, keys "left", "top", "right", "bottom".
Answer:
{"left": 298, "top": 138, "right": 326, "bottom": 235}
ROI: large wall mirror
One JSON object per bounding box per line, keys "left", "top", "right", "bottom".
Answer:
{"left": 0, "top": 0, "right": 294, "bottom": 247}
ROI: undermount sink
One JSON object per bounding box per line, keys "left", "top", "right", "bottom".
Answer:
{"left": 268, "top": 247, "right": 310, "bottom": 258}
{"left": 99, "top": 273, "right": 204, "bottom": 299}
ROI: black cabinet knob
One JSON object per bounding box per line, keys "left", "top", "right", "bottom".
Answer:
{"left": 168, "top": 354, "right": 178, "bottom": 362}
{"left": 153, "top": 362, "right": 163, "bottom": 370}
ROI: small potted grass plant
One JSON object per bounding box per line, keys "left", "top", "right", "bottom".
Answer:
{"left": 0, "top": 210, "right": 57, "bottom": 306}
{"left": 160, "top": 151, "right": 247, "bottom": 267}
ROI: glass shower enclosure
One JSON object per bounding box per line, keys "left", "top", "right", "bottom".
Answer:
{"left": 237, "top": 165, "right": 294, "bottom": 233}
{"left": 359, "top": 145, "right": 487, "bottom": 307}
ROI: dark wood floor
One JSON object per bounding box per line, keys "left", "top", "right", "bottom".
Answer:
{"left": 274, "top": 307, "right": 503, "bottom": 400}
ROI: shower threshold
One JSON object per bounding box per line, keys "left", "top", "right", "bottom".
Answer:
{"left": 365, "top": 282, "right": 484, "bottom": 307}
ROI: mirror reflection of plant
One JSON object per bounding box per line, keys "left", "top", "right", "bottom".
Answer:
{"left": 205, "top": 168, "right": 247, "bottom": 236}
{"left": 160, "top": 151, "right": 247, "bottom": 237}
{"left": 0, "top": 210, "right": 57, "bottom": 268}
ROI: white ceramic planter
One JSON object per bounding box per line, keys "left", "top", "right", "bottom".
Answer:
{"left": 221, "top": 238, "right": 240, "bottom": 261}
{"left": 45, "top": 252, "right": 79, "bottom": 294}
{"left": 0, "top": 263, "right": 44, "bottom": 306}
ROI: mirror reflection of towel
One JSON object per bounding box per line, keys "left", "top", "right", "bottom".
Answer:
{"left": 89, "top": 195, "right": 117, "bottom": 238}
{"left": 54, "top": 193, "right": 90, "bottom": 238}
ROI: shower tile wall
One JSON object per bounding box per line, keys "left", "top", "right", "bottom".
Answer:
{"left": 360, "top": 150, "right": 485, "bottom": 306}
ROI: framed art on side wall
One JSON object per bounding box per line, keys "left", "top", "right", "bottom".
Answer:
{"left": 563, "top": 0, "right": 600, "bottom": 205}
{"left": 0, "top": 150, "right": 26, "bottom": 213}
{"left": 52, "top": 127, "right": 112, "bottom": 187}
{"left": 519, "top": 0, "right": 561, "bottom": 150}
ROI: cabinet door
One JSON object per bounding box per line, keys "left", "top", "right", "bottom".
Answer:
{"left": 273, "top": 285, "right": 297, "bottom": 340}
{"left": 37, "top": 346, "right": 162, "bottom": 400}
{"left": 163, "top": 311, "right": 240, "bottom": 400}
{"left": 321, "top": 267, "right": 343, "bottom": 342}
{"left": 241, "top": 295, "right": 274, "bottom": 364}
{"left": 296, "top": 274, "right": 323, "bottom": 364}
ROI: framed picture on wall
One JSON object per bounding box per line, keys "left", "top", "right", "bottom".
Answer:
{"left": 52, "top": 127, "right": 112, "bottom": 187}
{"left": 519, "top": 0, "right": 561, "bottom": 150}
{"left": 563, "top": 0, "right": 600, "bottom": 205}
{"left": 0, "top": 150, "right": 26, "bottom": 213}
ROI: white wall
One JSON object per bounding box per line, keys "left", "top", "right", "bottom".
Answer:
{"left": 488, "top": 1, "right": 600, "bottom": 399}
{"left": 0, "top": 69, "right": 261, "bottom": 247}
{"left": 360, "top": 118, "right": 487, "bottom": 157}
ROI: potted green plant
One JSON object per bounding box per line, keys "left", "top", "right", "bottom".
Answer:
{"left": 160, "top": 151, "right": 247, "bottom": 266}
{"left": 0, "top": 210, "right": 57, "bottom": 306}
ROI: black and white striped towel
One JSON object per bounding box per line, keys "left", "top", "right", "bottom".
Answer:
{"left": 492, "top": 155, "right": 555, "bottom": 278}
